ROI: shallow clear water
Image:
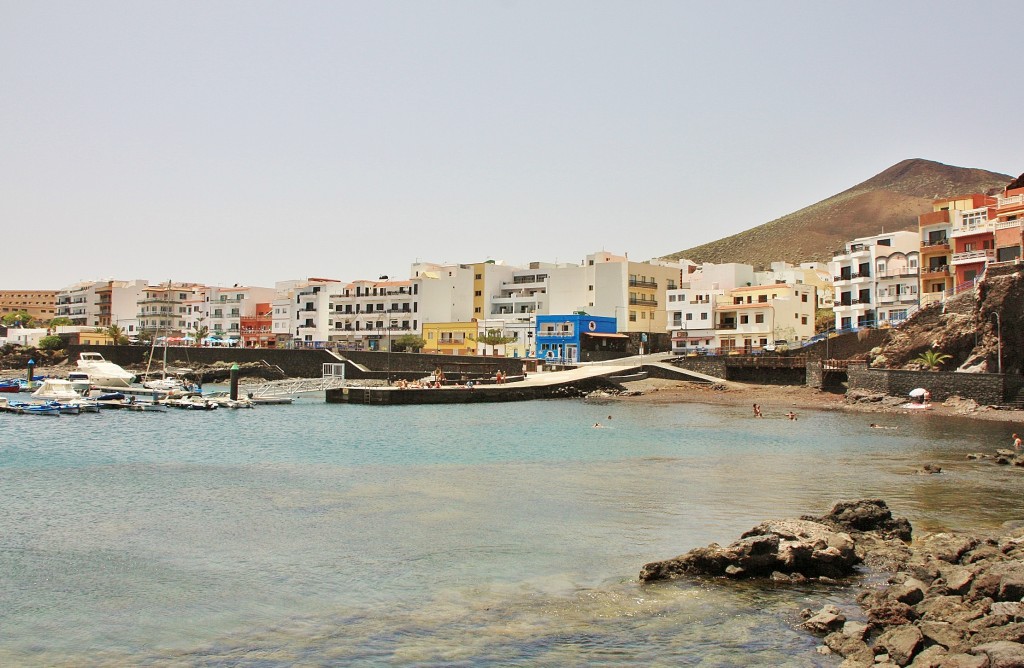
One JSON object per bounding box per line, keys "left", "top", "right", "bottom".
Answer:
{"left": 1, "top": 396, "right": 1020, "bottom": 665}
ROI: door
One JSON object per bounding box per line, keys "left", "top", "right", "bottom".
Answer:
{"left": 566, "top": 345, "right": 577, "bottom": 363}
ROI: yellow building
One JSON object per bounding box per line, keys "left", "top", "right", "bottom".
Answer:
{"left": 421, "top": 321, "right": 478, "bottom": 355}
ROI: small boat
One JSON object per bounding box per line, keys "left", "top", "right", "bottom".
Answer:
{"left": 0, "top": 380, "right": 20, "bottom": 393}
{"left": 95, "top": 392, "right": 127, "bottom": 402}
{"left": 143, "top": 377, "right": 186, "bottom": 391}
{"left": 202, "top": 392, "right": 255, "bottom": 409}
{"left": 4, "top": 399, "right": 61, "bottom": 416}
{"left": 32, "top": 379, "right": 82, "bottom": 402}
{"left": 42, "top": 400, "right": 81, "bottom": 415}
{"left": 69, "top": 398, "right": 101, "bottom": 413}
{"left": 162, "top": 397, "right": 218, "bottom": 410}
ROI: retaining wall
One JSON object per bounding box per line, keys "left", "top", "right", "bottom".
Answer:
{"left": 846, "top": 363, "right": 1007, "bottom": 405}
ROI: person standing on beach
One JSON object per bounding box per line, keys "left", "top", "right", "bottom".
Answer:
{"left": 1014, "top": 433, "right": 1022, "bottom": 450}
{"left": 753, "top": 404, "right": 763, "bottom": 418}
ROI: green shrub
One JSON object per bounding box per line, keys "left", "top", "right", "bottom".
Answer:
{"left": 37, "top": 335, "right": 64, "bottom": 350}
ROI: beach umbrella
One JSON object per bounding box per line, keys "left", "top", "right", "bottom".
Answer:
{"left": 908, "top": 388, "right": 928, "bottom": 398}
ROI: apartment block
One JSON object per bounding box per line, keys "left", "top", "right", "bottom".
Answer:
{"left": 831, "top": 231, "right": 919, "bottom": 331}
{"left": 0, "top": 290, "right": 57, "bottom": 323}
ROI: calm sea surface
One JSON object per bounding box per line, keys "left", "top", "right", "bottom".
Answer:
{"left": 1, "top": 395, "right": 1021, "bottom": 666}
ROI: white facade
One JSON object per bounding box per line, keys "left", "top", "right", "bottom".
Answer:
{"left": 830, "top": 231, "right": 919, "bottom": 331}
{"left": 666, "top": 288, "right": 723, "bottom": 353}
{"left": 330, "top": 279, "right": 418, "bottom": 350}
{"left": 713, "top": 283, "right": 817, "bottom": 352}
{"left": 412, "top": 262, "right": 474, "bottom": 326}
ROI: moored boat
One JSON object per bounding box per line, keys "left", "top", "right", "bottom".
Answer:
{"left": 76, "top": 352, "right": 136, "bottom": 387}
{"left": 32, "top": 379, "right": 82, "bottom": 402}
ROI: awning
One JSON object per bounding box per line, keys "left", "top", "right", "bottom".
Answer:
{"left": 583, "top": 332, "right": 629, "bottom": 339}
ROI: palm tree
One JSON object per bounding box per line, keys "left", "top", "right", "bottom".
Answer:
{"left": 913, "top": 348, "right": 952, "bottom": 370}
{"left": 106, "top": 324, "right": 129, "bottom": 345}
{"left": 195, "top": 325, "right": 210, "bottom": 346}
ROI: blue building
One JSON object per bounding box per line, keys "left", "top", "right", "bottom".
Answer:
{"left": 534, "top": 314, "right": 625, "bottom": 363}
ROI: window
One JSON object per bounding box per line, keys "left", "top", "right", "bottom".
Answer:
{"left": 474, "top": 291, "right": 482, "bottom": 297}
{"left": 740, "top": 315, "right": 748, "bottom": 324}
{"left": 754, "top": 314, "right": 764, "bottom": 324}
{"left": 758, "top": 295, "right": 767, "bottom": 303}
{"left": 802, "top": 316, "right": 808, "bottom": 325}
{"left": 589, "top": 285, "right": 594, "bottom": 291}
{"left": 801, "top": 294, "right": 808, "bottom": 302}
{"left": 475, "top": 273, "right": 482, "bottom": 280}
{"left": 685, "top": 313, "right": 693, "bottom": 320}
{"left": 700, "top": 312, "right": 708, "bottom": 320}
{"left": 629, "top": 311, "right": 637, "bottom": 322}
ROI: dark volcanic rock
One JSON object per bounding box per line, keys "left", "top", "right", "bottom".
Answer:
{"left": 639, "top": 518, "right": 859, "bottom": 582}
{"left": 806, "top": 498, "right": 913, "bottom": 541}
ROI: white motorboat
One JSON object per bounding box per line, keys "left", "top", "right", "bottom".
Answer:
{"left": 76, "top": 352, "right": 136, "bottom": 387}
{"left": 68, "top": 371, "right": 92, "bottom": 393}
{"left": 143, "top": 377, "right": 185, "bottom": 391}
{"left": 32, "top": 379, "right": 82, "bottom": 402}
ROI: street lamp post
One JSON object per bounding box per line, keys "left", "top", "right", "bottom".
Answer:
{"left": 992, "top": 312, "right": 1002, "bottom": 374}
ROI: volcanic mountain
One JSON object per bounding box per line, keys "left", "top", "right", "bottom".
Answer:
{"left": 663, "top": 159, "right": 1014, "bottom": 268}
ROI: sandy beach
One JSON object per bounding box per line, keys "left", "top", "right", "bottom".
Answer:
{"left": 611, "top": 377, "right": 1024, "bottom": 426}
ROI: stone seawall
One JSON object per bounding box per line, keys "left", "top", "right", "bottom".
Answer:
{"left": 67, "top": 345, "right": 531, "bottom": 380}
{"left": 846, "top": 363, "right": 1007, "bottom": 404}
{"left": 68, "top": 345, "right": 339, "bottom": 378}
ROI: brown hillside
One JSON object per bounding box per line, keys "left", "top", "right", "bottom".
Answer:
{"left": 664, "top": 159, "right": 1013, "bottom": 268}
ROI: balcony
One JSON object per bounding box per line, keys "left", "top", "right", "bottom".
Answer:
{"left": 628, "top": 297, "right": 659, "bottom": 307}
{"left": 995, "top": 219, "right": 1022, "bottom": 231}
{"left": 921, "top": 265, "right": 949, "bottom": 278}
{"left": 997, "top": 194, "right": 1024, "bottom": 209}
{"left": 951, "top": 249, "right": 995, "bottom": 266}
{"left": 628, "top": 279, "right": 658, "bottom": 289}
{"left": 833, "top": 271, "right": 871, "bottom": 283}
{"left": 538, "top": 330, "right": 574, "bottom": 338}
{"left": 834, "top": 244, "right": 871, "bottom": 258}
{"left": 950, "top": 221, "right": 994, "bottom": 238}
{"left": 921, "top": 239, "right": 950, "bottom": 251}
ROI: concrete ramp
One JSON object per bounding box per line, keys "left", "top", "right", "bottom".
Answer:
{"left": 644, "top": 361, "right": 727, "bottom": 384}
{"left": 324, "top": 349, "right": 372, "bottom": 373}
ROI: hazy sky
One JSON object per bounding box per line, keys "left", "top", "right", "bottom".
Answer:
{"left": 2, "top": 0, "right": 1021, "bottom": 290}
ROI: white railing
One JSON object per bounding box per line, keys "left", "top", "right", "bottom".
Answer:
{"left": 997, "top": 194, "right": 1024, "bottom": 208}
{"left": 950, "top": 221, "right": 994, "bottom": 237}
{"left": 995, "top": 219, "right": 1022, "bottom": 230}
{"left": 951, "top": 249, "right": 995, "bottom": 265}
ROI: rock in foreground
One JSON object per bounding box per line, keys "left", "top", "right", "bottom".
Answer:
{"left": 639, "top": 499, "right": 909, "bottom": 582}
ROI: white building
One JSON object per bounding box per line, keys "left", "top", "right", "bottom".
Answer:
{"left": 56, "top": 279, "right": 147, "bottom": 332}
{"left": 666, "top": 263, "right": 752, "bottom": 354}
{"left": 330, "top": 279, "right": 418, "bottom": 350}
{"left": 830, "top": 231, "right": 919, "bottom": 331}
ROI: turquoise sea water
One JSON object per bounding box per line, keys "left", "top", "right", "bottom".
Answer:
{"left": 1, "top": 396, "right": 1021, "bottom": 666}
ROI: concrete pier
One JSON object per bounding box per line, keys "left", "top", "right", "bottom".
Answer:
{"left": 325, "top": 354, "right": 719, "bottom": 405}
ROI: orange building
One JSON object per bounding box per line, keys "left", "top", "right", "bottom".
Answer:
{"left": 993, "top": 181, "right": 1024, "bottom": 264}
{"left": 240, "top": 302, "right": 274, "bottom": 348}
{"left": 0, "top": 290, "right": 57, "bottom": 323}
